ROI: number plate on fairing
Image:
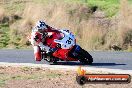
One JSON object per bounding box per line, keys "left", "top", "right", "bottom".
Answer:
{"left": 54, "top": 30, "right": 76, "bottom": 49}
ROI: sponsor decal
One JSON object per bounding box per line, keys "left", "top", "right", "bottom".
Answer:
{"left": 76, "top": 66, "right": 131, "bottom": 85}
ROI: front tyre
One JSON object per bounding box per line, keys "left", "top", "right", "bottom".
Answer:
{"left": 81, "top": 49, "right": 93, "bottom": 64}
{"left": 77, "top": 47, "right": 93, "bottom": 65}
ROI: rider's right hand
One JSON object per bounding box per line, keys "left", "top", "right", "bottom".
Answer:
{"left": 49, "top": 48, "right": 57, "bottom": 53}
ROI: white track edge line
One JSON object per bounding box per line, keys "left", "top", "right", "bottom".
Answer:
{"left": 0, "top": 62, "right": 132, "bottom": 74}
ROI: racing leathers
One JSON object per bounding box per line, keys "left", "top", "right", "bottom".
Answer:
{"left": 29, "top": 25, "right": 58, "bottom": 61}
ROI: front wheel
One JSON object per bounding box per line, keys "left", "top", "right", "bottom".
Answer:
{"left": 77, "top": 47, "right": 93, "bottom": 65}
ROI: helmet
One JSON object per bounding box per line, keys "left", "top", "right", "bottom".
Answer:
{"left": 34, "top": 20, "right": 47, "bottom": 32}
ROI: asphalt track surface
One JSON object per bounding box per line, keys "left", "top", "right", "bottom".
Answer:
{"left": 0, "top": 49, "right": 132, "bottom": 70}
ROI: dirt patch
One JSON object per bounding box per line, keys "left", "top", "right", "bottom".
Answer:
{"left": 0, "top": 66, "right": 131, "bottom": 88}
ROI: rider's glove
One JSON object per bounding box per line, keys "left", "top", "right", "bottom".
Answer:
{"left": 49, "top": 48, "right": 57, "bottom": 53}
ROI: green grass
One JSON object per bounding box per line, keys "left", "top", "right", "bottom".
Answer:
{"left": 2, "top": 0, "right": 26, "bottom": 14}
{"left": 1, "top": 0, "right": 131, "bottom": 18}
{"left": 0, "top": 67, "right": 63, "bottom": 88}
{"left": 32, "top": 0, "right": 48, "bottom": 4}
{"left": 58, "top": 0, "right": 120, "bottom": 17}
{"left": 3, "top": 0, "right": 120, "bottom": 18}
{"left": 64, "top": 0, "right": 131, "bottom": 17}
{"left": 0, "top": 73, "right": 10, "bottom": 87}
{"left": 20, "top": 67, "right": 62, "bottom": 79}
{"left": 0, "top": 80, "right": 6, "bottom": 87}
{"left": 20, "top": 67, "right": 32, "bottom": 71}
{"left": 0, "top": 23, "right": 25, "bottom": 49}
{"left": 0, "top": 23, "right": 10, "bottom": 48}
{"left": 127, "top": 46, "right": 132, "bottom": 52}
{"left": 82, "top": 0, "right": 119, "bottom": 17}
{"left": 46, "top": 73, "right": 62, "bottom": 78}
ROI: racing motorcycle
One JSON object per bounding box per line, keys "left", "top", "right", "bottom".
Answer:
{"left": 29, "top": 29, "right": 93, "bottom": 65}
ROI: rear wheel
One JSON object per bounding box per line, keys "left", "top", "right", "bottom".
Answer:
{"left": 41, "top": 51, "right": 58, "bottom": 64}
{"left": 44, "top": 58, "right": 57, "bottom": 64}
{"left": 43, "top": 55, "right": 58, "bottom": 65}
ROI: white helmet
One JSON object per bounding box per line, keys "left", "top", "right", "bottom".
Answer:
{"left": 35, "top": 20, "right": 47, "bottom": 32}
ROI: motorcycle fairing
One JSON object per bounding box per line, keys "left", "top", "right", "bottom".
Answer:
{"left": 54, "top": 30, "right": 76, "bottom": 49}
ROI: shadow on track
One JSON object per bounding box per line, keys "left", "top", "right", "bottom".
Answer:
{"left": 91, "top": 63, "right": 126, "bottom": 66}
{"left": 48, "top": 61, "right": 126, "bottom": 66}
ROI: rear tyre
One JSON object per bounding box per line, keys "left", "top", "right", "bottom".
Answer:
{"left": 43, "top": 56, "right": 58, "bottom": 65}
{"left": 41, "top": 51, "right": 58, "bottom": 65}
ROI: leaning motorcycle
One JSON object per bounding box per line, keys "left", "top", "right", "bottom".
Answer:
{"left": 29, "top": 29, "right": 93, "bottom": 65}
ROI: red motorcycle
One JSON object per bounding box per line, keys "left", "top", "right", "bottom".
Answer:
{"left": 29, "top": 29, "right": 93, "bottom": 64}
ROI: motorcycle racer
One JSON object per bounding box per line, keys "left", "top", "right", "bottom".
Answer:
{"left": 28, "top": 20, "right": 93, "bottom": 64}
{"left": 30, "top": 20, "right": 57, "bottom": 61}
